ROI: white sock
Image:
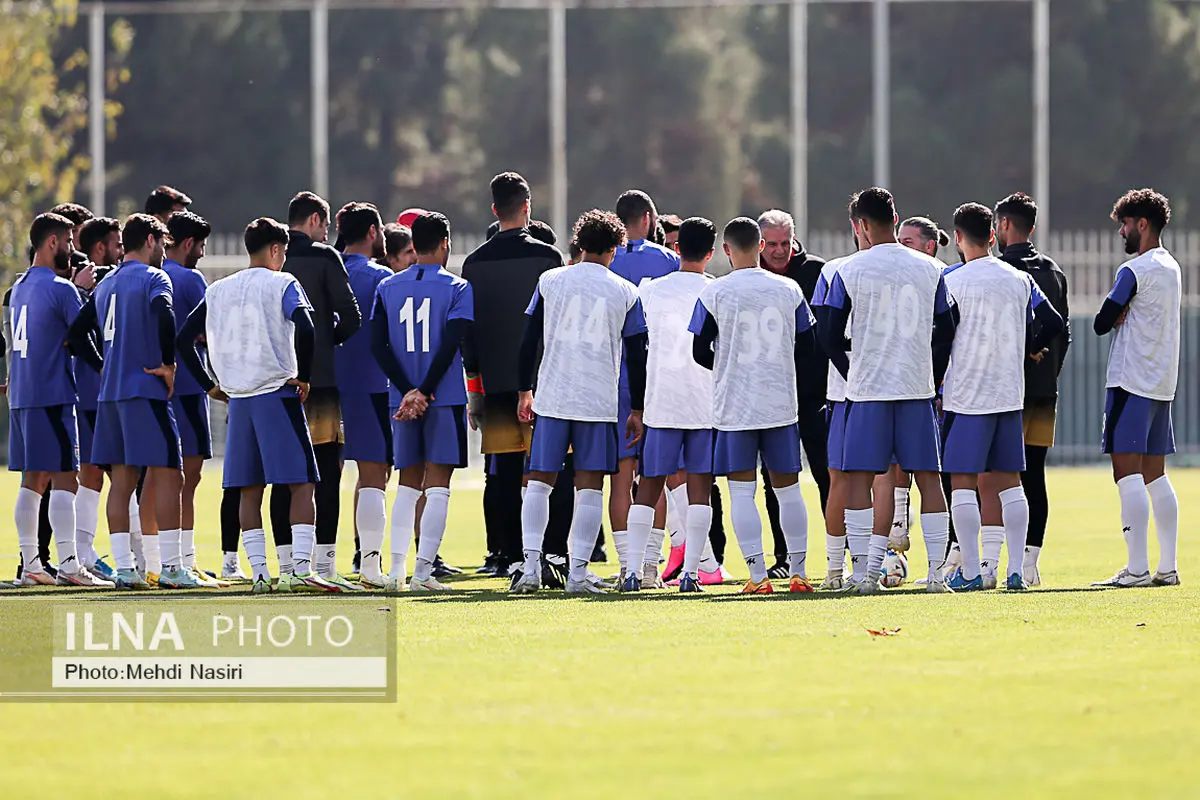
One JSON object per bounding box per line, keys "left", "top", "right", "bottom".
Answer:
{"left": 181, "top": 529, "right": 196, "bottom": 569}
{"left": 75, "top": 486, "right": 101, "bottom": 565}
{"left": 666, "top": 484, "right": 689, "bottom": 547}
{"left": 845, "top": 507, "right": 872, "bottom": 581}
{"left": 49, "top": 489, "right": 79, "bottom": 573}
{"left": 390, "top": 486, "right": 421, "bottom": 579}
{"left": 242, "top": 528, "right": 269, "bottom": 581}
{"left": 682, "top": 504, "right": 712, "bottom": 576}
{"left": 980, "top": 525, "right": 1005, "bottom": 575}
{"left": 867, "top": 535, "right": 888, "bottom": 580}
{"left": 276, "top": 544, "right": 293, "bottom": 575}
{"left": 951, "top": 489, "right": 982, "bottom": 580}
{"left": 612, "top": 530, "right": 629, "bottom": 570}
{"left": 14, "top": 488, "right": 41, "bottom": 573}
{"left": 697, "top": 536, "right": 720, "bottom": 573}
{"left": 625, "top": 504, "right": 655, "bottom": 577}
{"left": 893, "top": 486, "right": 910, "bottom": 532}
{"left": 129, "top": 493, "right": 141, "bottom": 535}
{"left": 315, "top": 542, "right": 337, "bottom": 578}
{"left": 1147, "top": 475, "right": 1179, "bottom": 574}
{"left": 1117, "top": 474, "right": 1151, "bottom": 575}
{"left": 728, "top": 480, "right": 766, "bottom": 582}
{"left": 1023, "top": 544, "right": 1041, "bottom": 571}
{"left": 520, "top": 480, "right": 553, "bottom": 577}
{"left": 160, "top": 528, "right": 182, "bottom": 572}
{"left": 826, "top": 533, "right": 845, "bottom": 578}
{"left": 129, "top": 494, "right": 145, "bottom": 571}
{"left": 569, "top": 488, "right": 606, "bottom": 582}
{"left": 774, "top": 482, "right": 809, "bottom": 578}
{"left": 111, "top": 531, "right": 133, "bottom": 571}
{"left": 356, "top": 487, "right": 387, "bottom": 580}
{"left": 414, "top": 487, "right": 451, "bottom": 582}
{"left": 292, "top": 523, "right": 316, "bottom": 575}
{"left": 920, "top": 511, "right": 950, "bottom": 580}
{"left": 143, "top": 534, "right": 161, "bottom": 576}
{"left": 645, "top": 528, "right": 666, "bottom": 567}
{"left": 998, "top": 486, "right": 1029, "bottom": 579}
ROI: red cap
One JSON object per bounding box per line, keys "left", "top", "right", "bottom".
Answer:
{"left": 396, "top": 208, "right": 428, "bottom": 228}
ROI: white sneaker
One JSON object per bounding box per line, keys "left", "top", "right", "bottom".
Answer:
{"left": 818, "top": 573, "right": 845, "bottom": 591}
{"left": 509, "top": 572, "right": 541, "bottom": 595}
{"left": 357, "top": 572, "right": 388, "bottom": 589}
{"left": 1023, "top": 562, "right": 1041, "bottom": 587}
{"left": 56, "top": 566, "right": 115, "bottom": 588}
{"left": 641, "top": 563, "right": 663, "bottom": 589}
{"left": 585, "top": 571, "right": 614, "bottom": 590}
{"left": 565, "top": 577, "right": 607, "bottom": 595}
{"left": 836, "top": 576, "right": 879, "bottom": 595}
{"left": 409, "top": 576, "right": 452, "bottom": 592}
{"left": 1152, "top": 570, "right": 1180, "bottom": 586}
{"left": 925, "top": 575, "right": 953, "bottom": 594}
{"left": 221, "top": 561, "right": 252, "bottom": 584}
{"left": 20, "top": 570, "right": 56, "bottom": 587}
{"left": 1092, "top": 568, "right": 1153, "bottom": 588}
{"left": 981, "top": 567, "right": 998, "bottom": 591}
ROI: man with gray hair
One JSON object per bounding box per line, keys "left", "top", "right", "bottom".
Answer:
{"left": 758, "top": 208, "right": 829, "bottom": 580}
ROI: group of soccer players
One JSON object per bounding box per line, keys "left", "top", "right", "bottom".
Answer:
{"left": 2, "top": 175, "right": 1183, "bottom": 596}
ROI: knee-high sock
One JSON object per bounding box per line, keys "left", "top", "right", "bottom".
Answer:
{"left": 414, "top": 487, "right": 451, "bottom": 581}
{"left": 291, "top": 523, "right": 317, "bottom": 575}
{"left": 15, "top": 488, "right": 42, "bottom": 574}
{"left": 645, "top": 528, "right": 665, "bottom": 568}
{"left": 867, "top": 534, "right": 888, "bottom": 580}
{"left": 356, "top": 487, "right": 387, "bottom": 580}
{"left": 666, "top": 484, "right": 689, "bottom": 547}
{"left": 242, "top": 528, "right": 269, "bottom": 581}
{"left": 313, "top": 443, "right": 342, "bottom": 545}
{"left": 920, "top": 512, "right": 950, "bottom": 580}
{"left": 389, "top": 486, "right": 421, "bottom": 580}
{"left": 1117, "top": 474, "right": 1151, "bottom": 575}
{"left": 951, "top": 489, "right": 982, "bottom": 580}
{"left": 682, "top": 504, "right": 712, "bottom": 576}
{"left": 75, "top": 487, "right": 101, "bottom": 566}
{"left": 844, "top": 508, "right": 871, "bottom": 582}
{"left": 625, "top": 504, "right": 655, "bottom": 578}
{"left": 980, "top": 526, "right": 1005, "bottom": 575}
{"left": 826, "top": 533, "right": 845, "bottom": 578}
{"left": 37, "top": 490, "right": 52, "bottom": 565}
{"left": 1022, "top": 445, "right": 1049, "bottom": 547}
{"left": 568, "top": 488, "right": 606, "bottom": 582}
{"left": 893, "top": 486, "right": 910, "bottom": 533}
{"left": 1146, "top": 475, "right": 1178, "bottom": 574}
{"left": 520, "top": 480, "right": 553, "bottom": 576}
{"left": 728, "top": 480, "right": 766, "bottom": 582}
{"left": 221, "top": 486, "right": 242, "bottom": 554}
{"left": 998, "top": 486, "right": 1029, "bottom": 579}
{"left": 129, "top": 494, "right": 145, "bottom": 572}
{"left": 774, "top": 482, "right": 809, "bottom": 578}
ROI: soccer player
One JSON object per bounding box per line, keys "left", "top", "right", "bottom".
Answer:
{"left": 161, "top": 210, "right": 224, "bottom": 587}
{"left": 279, "top": 191, "right": 361, "bottom": 587}
{"left": 689, "top": 217, "right": 816, "bottom": 594}
{"left": 383, "top": 223, "right": 418, "bottom": 273}
{"left": 609, "top": 190, "right": 679, "bottom": 581}
{"left": 758, "top": 209, "right": 829, "bottom": 579}
{"left": 177, "top": 217, "right": 321, "bottom": 594}
{"left": 940, "top": 203, "right": 1063, "bottom": 592}
{"left": 9, "top": 213, "right": 111, "bottom": 586}
{"left": 333, "top": 203, "right": 394, "bottom": 588}
{"left": 1092, "top": 189, "right": 1181, "bottom": 588}
{"left": 622, "top": 217, "right": 719, "bottom": 593}
{"left": 818, "top": 188, "right": 956, "bottom": 594}
{"left": 995, "top": 192, "right": 1071, "bottom": 586}
{"left": 68, "top": 213, "right": 189, "bottom": 589}
{"left": 370, "top": 212, "right": 474, "bottom": 592}
{"left": 145, "top": 185, "right": 192, "bottom": 225}
{"left": 510, "top": 210, "right": 648, "bottom": 595}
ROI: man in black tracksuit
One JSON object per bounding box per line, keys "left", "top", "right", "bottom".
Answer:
{"left": 757, "top": 209, "right": 830, "bottom": 579}
{"left": 995, "top": 192, "right": 1070, "bottom": 586}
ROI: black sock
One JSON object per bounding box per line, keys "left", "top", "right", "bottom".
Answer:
{"left": 221, "top": 487, "right": 241, "bottom": 553}
{"left": 1022, "top": 445, "right": 1050, "bottom": 548}
{"left": 37, "top": 491, "right": 52, "bottom": 565}
{"left": 313, "top": 443, "right": 342, "bottom": 545}
{"left": 709, "top": 483, "right": 726, "bottom": 565}
{"left": 270, "top": 484, "right": 293, "bottom": 546}
{"left": 941, "top": 472, "right": 957, "bottom": 543}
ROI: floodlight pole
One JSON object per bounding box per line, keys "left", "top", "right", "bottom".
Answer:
{"left": 312, "top": 0, "right": 330, "bottom": 198}
{"left": 88, "top": 3, "right": 106, "bottom": 215}
{"left": 549, "top": 0, "right": 568, "bottom": 244}
{"left": 872, "top": 0, "right": 889, "bottom": 189}
{"left": 790, "top": 0, "right": 808, "bottom": 241}
{"left": 1033, "top": 0, "right": 1050, "bottom": 239}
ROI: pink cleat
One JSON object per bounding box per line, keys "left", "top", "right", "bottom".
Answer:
{"left": 697, "top": 565, "right": 734, "bottom": 586}
{"left": 661, "top": 545, "right": 686, "bottom": 582}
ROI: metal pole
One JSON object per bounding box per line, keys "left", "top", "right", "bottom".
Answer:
{"left": 1033, "top": 0, "right": 1050, "bottom": 239}
{"left": 790, "top": 0, "right": 808, "bottom": 241}
{"left": 872, "top": 0, "right": 889, "bottom": 188}
{"left": 88, "top": 4, "right": 106, "bottom": 215}
{"left": 549, "top": 0, "right": 568, "bottom": 243}
{"left": 311, "top": 0, "right": 330, "bottom": 198}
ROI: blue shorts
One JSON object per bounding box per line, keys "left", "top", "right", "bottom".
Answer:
{"left": 393, "top": 404, "right": 468, "bottom": 470}
{"left": 713, "top": 424, "right": 802, "bottom": 476}
{"left": 9, "top": 405, "right": 78, "bottom": 473}
{"left": 93, "top": 399, "right": 181, "bottom": 469}
{"left": 78, "top": 407, "right": 97, "bottom": 465}
{"left": 528, "top": 416, "right": 619, "bottom": 474}
{"left": 641, "top": 427, "right": 714, "bottom": 477}
{"left": 941, "top": 410, "right": 1026, "bottom": 474}
{"left": 171, "top": 393, "right": 212, "bottom": 459}
{"left": 341, "top": 392, "right": 391, "bottom": 464}
{"left": 617, "top": 387, "right": 640, "bottom": 460}
{"left": 224, "top": 390, "right": 319, "bottom": 488}
{"left": 1103, "top": 388, "right": 1175, "bottom": 456}
{"left": 837, "top": 399, "right": 941, "bottom": 474}
{"left": 827, "top": 401, "right": 850, "bottom": 471}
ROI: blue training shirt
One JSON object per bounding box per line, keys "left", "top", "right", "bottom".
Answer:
{"left": 373, "top": 263, "right": 474, "bottom": 408}
{"left": 162, "top": 258, "right": 209, "bottom": 397}
{"left": 92, "top": 260, "right": 174, "bottom": 402}
{"left": 336, "top": 253, "right": 393, "bottom": 395}
{"left": 8, "top": 267, "right": 83, "bottom": 409}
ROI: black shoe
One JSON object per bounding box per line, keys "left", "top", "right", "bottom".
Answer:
{"left": 767, "top": 561, "right": 790, "bottom": 580}
{"left": 431, "top": 555, "right": 463, "bottom": 578}
{"left": 542, "top": 554, "right": 568, "bottom": 589}
{"left": 475, "top": 553, "right": 501, "bottom": 575}
{"left": 589, "top": 543, "right": 607, "bottom": 564}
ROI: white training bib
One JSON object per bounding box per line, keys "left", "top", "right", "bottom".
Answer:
{"left": 640, "top": 271, "right": 713, "bottom": 430}
{"left": 1106, "top": 247, "right": 1181, "bottom": 402}
{"left": 206, "top": 268, "right": 303, "bottom": 398}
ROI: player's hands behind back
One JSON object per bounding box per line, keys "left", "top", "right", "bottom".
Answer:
{"left": 144, "top": 363, "right": 176, "bottom": 398}
{"left": 625, "top": 410, "right": 644, "bottom": 448}
{"left": 286, "top": 379, "right": 310, "bottom": 403}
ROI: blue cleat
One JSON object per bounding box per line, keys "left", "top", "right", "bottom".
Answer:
{"left": 89, "top": 556, "right": 116, "bottom": 581}
{"left": 619, "top": 571, "right": 642, "bottom": 593}
{"left": 678, "top": 572, "right": 703, "bottom": 593}
{"left": 1005, "top": 572, "right": 1028, "bottom": 591}
{"left": 946, "top": 567, "right": 983, "bottom": 592}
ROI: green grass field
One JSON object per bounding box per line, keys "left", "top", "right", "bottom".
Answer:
{"left": 1, "top": 465, "right": 1199, "bottom": 797}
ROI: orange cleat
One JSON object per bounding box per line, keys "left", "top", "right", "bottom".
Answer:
{"left": 788, "top": 576, "right": 815, "bottom": 593}
{"left": 740, "top": 577, "right": 774, "bottom": 595}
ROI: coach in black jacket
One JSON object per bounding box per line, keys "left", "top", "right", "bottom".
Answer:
{"left": 996, "top": 192, "right": 1070, "bottom": 585}
{"left": 758, "top": 209, "right": 830, "bottom": 578}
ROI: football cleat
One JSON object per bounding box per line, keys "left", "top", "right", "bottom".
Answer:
{"left": 1005, "top": 573, "right": 1028, "bottom": 591}
{"left": 476, "top": 553, "right": 501, "bottom": 575}
{"left": 678, "top": 573, "right": 703, "bottom": 593}
{"left": 541, "top": 554, "right": 569, "bottom": 590}
{"left": 766, "top": 562, "right": 789, "bottom": 580}
{"left": 789, "top": 576, "right": 815, "bottom": 594}
{"left": 565, "top": 577, "right": 606, "bottom": 595}
{"left": 56, "top": 567, "right": 114, "bottom": 588}
{"left": 925, "top": 576, "right": 953, "bottom": 594}
{"left": 1023, "top": 563, "right": 1042, "bottom": 588}
{"left": 0, "top": 580, "right": 17, "bottom": 589}
{"left": 188, "top": 569, "right": 229, "bottom": 588}
{"left": 114, "top": 568, "right": 151, "bottom": 589}
{"left": 20, "top": 570, "right": 57, "bottom": 587}
{"left": 585, "top": 571, "right": 615, "bottom": 590}
{"left": 946, "top": 568, "right": 983, "bottom": 592}
{"left": 158, "top": 569, "right": 209, "bottom": 589}
{"left": 1091, "top": 568, "right": 1153, "bottom": 588}
{"left": 661, "top": 544, "right": 685, "bottom": 583}
{"left": 941, "top": 543, "right": 962, "bottom": 580}
{"left": 221, "top": 562, "right": 253, "bottom": 584}
{"left": 357, "top": 572, "right": 388, "bottom": 589}
{"left": 409, "top": 576, "right": 453, "bottom": 592}
{"left": 1152, "top": 570, "right": 1181, "bottom": 586}
{"left": 819, "top": 573, "right": 845, "bottom": 591}
{"left": 981, "top": 568, "right": 999, "bottom": 591}
{"left": 740, "top": 578, "right": 774, "bottom": 595}
{"left": 509, "top": 571, "right": 541, "bottom": 595}
{"left": 698, "top": 565, "right": 731, "bottom": 585}
{"left": 835, "top": 576, "right": 880, "bottom": 595}
{"left": 619, "top": 572, "right": 642, "bottom": 593}
{"left": 251, "top": 577, "right": 273, "bottom": 594}
{"left": 89, "top": 556, "right": 117, "bottom": 581}
{"left": 383, "top": 577, "right": 405, "bottom": 592}
{"left": 431, "top": 556, "right": 462, "bottom": 578}
{"left": 145, "top": 572, "right": 160, "bottom": 588}
{"left": 641, "top": 563, "right": 664, "bottom": 589}
{"left": 292, "top": 572, "right": 342, "bottom": 592}
{"left": 323, "top": 573, "right": 366, "bottom": 592}
{"left": 887, "top": 526, "right": 911, "bottom": 554}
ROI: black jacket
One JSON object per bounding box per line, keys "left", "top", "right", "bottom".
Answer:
{"left": 999, "top": 241, "right": 1071, "bottom": 402}
{"left": 763, "top": 241, "right": 827, "bottom": 401}
{"left": 461, "top": 228, "right": 564, "bottom": 395}
{"left": 284, "top": 231, "right": 361, "bottom": 389}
